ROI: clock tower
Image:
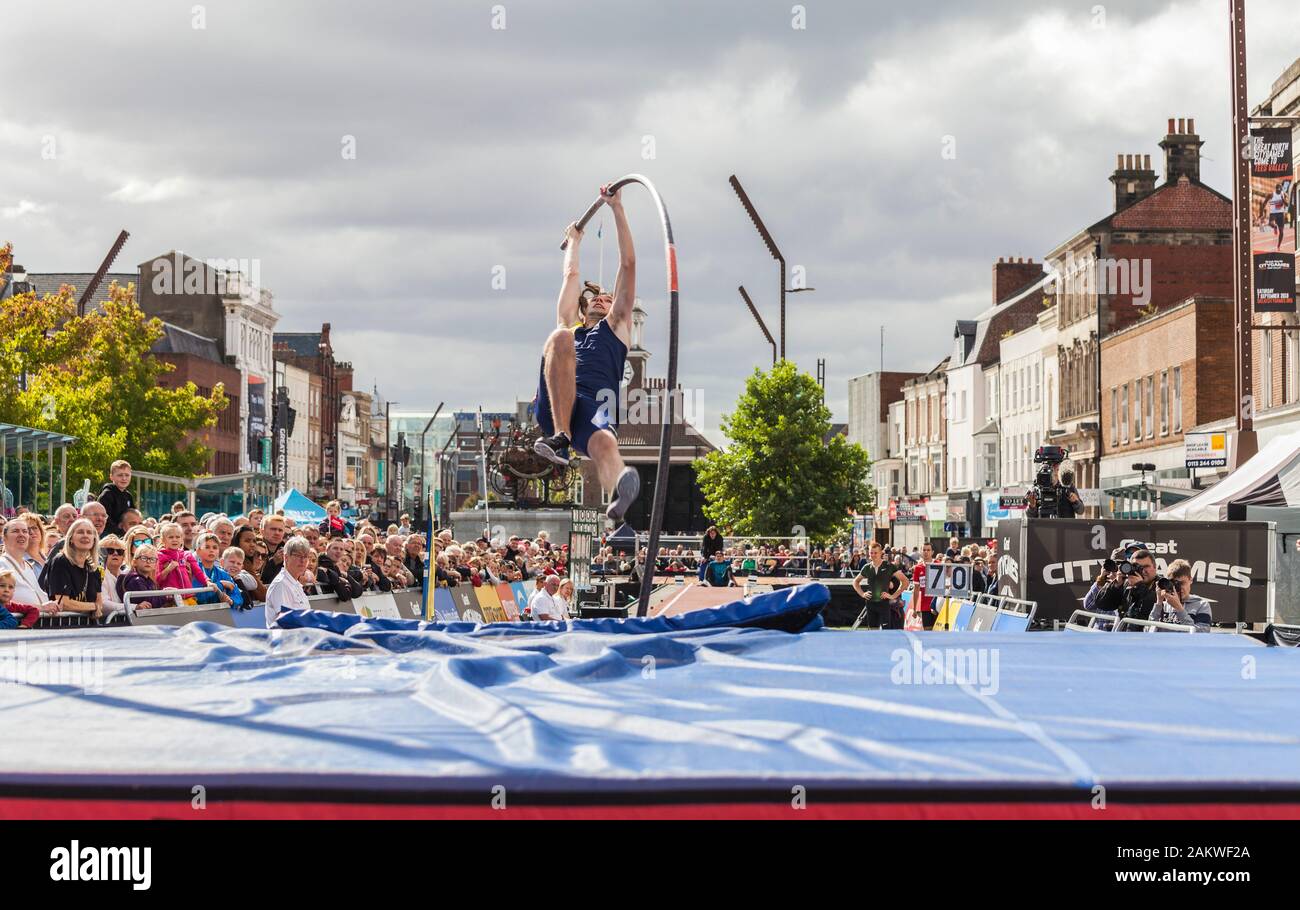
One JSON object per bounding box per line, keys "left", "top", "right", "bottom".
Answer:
{"left": 624, "top": 298, "right": 651, "bottom": 392}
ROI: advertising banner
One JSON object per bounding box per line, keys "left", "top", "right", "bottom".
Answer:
{"left": 1251, "top": 127, "right": 1296, "bottom": 313}
{"left": 995, "top": 518, "right": 1270, "bottom": 625}
{"left": 495, "top": 583, "right": 521, "bottom": 621}
{"left": 1185, "top": 431, "right": 1229, "bottom": 469}
{"left": 451, "top": 586, "right": 485, "bottom": 623}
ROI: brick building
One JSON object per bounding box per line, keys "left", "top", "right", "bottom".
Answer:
{"left": 1046, "top": 117, "right": 1233, "bottom": 511}
{"left": 274, "top": 325, "right": 353, "bottom": 501}
{"left": 1099, "top": 296, "right": 1235, "bottom": 515}
{"left": 151, "top": 322, "right": 243, "bottom": 476}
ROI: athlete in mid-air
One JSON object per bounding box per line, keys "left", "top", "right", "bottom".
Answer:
{"left": 533, "top": 185, "right": 641, "bottom": 525}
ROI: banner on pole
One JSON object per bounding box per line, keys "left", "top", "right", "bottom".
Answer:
{"left": 1250, "top": 127, "right": 1297, "bottom": 313}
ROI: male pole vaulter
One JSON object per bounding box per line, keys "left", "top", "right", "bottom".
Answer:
{"left": 533, "top": 185, "right": 641, "bottom": 525}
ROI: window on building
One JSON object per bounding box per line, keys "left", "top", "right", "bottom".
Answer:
{"left": 1110, "top": 388, "right": 1118, "bottom": 448}
{"left": 1120, "top": 385, "right": 1129, "bottom": 444}
{"left": 1173, "top": 367, "right": 1182, "bottom": 432}
{"left": 1145, "top": 375, "right": 1155, "bottom": 439}
{"left": 1287, "top": 329, "right": 1299, "bottom": 404}
{"left": 1160, "top": 371, "right": 1169, "bottom": 436}
{"left": 1132, "top": 380, "right": 1141, "bottom": 440}
{"left": 1264, "top": 338, "right": 1275, "bottom": 410}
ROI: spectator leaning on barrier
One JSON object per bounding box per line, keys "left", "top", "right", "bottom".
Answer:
{"left": 0, "top": 567, "right": 41, "bottom": 628}
{"left": 44, "top": 518, "right": 104, "bottom": 619}
{"left": 100, "top": 535, "right": 128, "bottom": 614}
{"left": 155, "top": 521, "right": 208, "bottom": 595}
{"left": 194, "top": 532, "right": 237, "bottom": 607}
{"left": 1, "top": 519, "right": 58, "bottom": 616}
{"left": 317, "top": 540, "right": 356, "bottom": 600}
{"left": 264, "top": 537, "right": 313, "bottom": 628}
{"left": 1150, "top": 558, "right": 1213, "bottom": 630}
{"left": 220, "top": 546, "right": 251, "bottom": 610}
{"left": 118, "top": 543, "right": 170, "bottom": 611}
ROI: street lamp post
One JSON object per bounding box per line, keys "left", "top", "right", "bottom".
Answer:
{"left": 419, "top": 401, "right": 444, "bottom": 526}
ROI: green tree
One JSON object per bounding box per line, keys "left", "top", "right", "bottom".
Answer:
{"left": 0, "top": 244, "right": 229, "bottom": 486}
{"left": 695, "top": 362, "right": 874, "bottom": 541}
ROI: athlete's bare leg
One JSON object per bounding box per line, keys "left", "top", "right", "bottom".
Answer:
{"left": 586, "top": 429, "right": 625, "bottom": 491}
{"left": 588, "top": 429, "right": 639, "bottom": 523}
{"left": 542, "top": 327, "right": 576, "bottom": 437}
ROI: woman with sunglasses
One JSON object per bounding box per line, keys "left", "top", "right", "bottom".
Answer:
{"left": 100, "top": 535, "right": 129, "bottom": 614}
{"left": 124, "top": 525, "right": 155, "bottom": 563}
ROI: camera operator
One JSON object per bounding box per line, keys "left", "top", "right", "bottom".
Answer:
{"left": 1024, "top": 460, "right": 1084, "bottom": 518}
{"left": 1149, "top": 558, "right": 1213, "bottom": 631}
{"left": 1119, "top": 548, "right": 1160, "bottom": 626}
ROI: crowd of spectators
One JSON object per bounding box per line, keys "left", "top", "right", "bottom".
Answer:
{"left": 0, "top": 459, "right": 431, "bottom": 630}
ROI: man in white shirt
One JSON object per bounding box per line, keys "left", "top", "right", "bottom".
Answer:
{"left": 527, "top": 574, "right": 567, "bottom": 621}
{"left": 263, "top": 537, "right": 314, "bottom": 627}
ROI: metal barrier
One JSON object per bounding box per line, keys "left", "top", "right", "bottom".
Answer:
{"left": 1065, "top": 609, "right": 1120, "bottom": 631}
{"left": 1116, "top": 617, "right": 1196, "bottom": 634}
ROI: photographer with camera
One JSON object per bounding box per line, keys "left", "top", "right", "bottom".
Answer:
{"left": 1149, "top": 558, "right": 1213, "bottom": 631}
{"left": 1118, "top": 548, "right": 1160, "bottom": 626}
{"left": 1083, "top": 547, "right": 1127, "bottom": 615}
{"left": 1024, "top": 446, "right": 1084, "bottom": 519}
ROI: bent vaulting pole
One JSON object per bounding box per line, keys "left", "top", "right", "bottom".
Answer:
{"left": 562, "top": 175, "right": 678, "bottom": 618}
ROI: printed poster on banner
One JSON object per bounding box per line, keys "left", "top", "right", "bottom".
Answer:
{"left": 1251, "top": 127, "right": 1297, "bottom": 313}
{"left": 1185, "top": 432, "right": 1228, "bottom": 469}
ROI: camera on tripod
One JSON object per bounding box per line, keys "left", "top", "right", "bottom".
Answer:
{"left": 1030, "top": 445, "right": 1071, "bottom": 518}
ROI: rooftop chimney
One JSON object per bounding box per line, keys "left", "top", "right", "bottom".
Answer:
{"left": 1110, "top": 150, "right": 1158, "bottom": 211}
{"left": 992, "top": 257, "right": 1043, "bottom": 305}
{"left": 1160, "top": 115, "right": 1203, "bottom": 184}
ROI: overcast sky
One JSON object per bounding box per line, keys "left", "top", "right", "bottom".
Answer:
{"left": 5, "top": 0, "right": 1299, "bottom": 444}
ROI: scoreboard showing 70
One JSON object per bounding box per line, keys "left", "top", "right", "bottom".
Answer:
{"left": 923, "top": 562, "right": 972, "bottom": 599}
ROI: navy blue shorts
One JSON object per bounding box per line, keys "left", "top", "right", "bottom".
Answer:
{"left": 535, "top": 371, "right": 617, "bottom": 457}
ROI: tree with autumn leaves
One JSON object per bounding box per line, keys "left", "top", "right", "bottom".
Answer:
{"left": 0, "top": 242, "right": 229, "bottom": 488}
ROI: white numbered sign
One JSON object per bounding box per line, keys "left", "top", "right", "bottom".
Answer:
{"left": 924, "top": 563, "right": 972, "bottom": 598}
